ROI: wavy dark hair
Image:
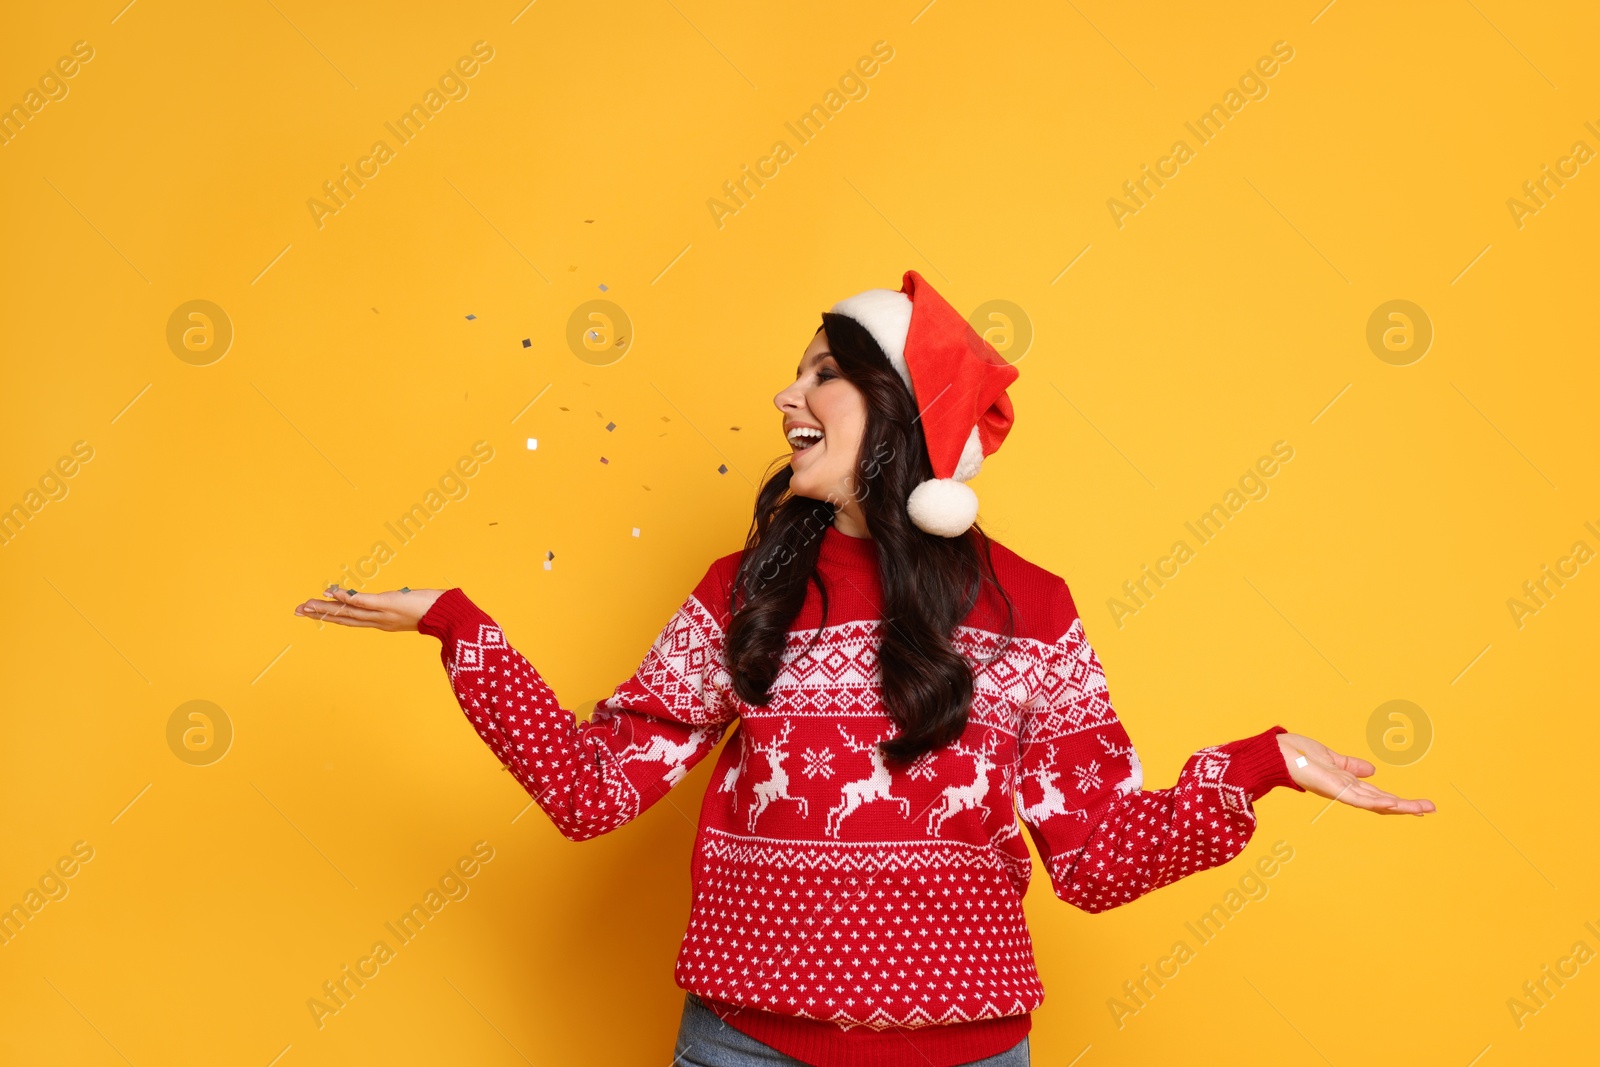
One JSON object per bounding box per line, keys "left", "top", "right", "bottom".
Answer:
{"left": 724, "top": 312, "right": 1017, "bottom": 767}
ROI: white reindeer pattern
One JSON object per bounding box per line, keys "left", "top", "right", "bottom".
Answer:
{"left": 925, "top": 732, "right": 1004, "bottom": 837}
{"left": 1099, "top": 731, "right": 1143, "bottom": 795}
{"left": 1018, "top": 744, "right": 1089, "bottom": 826}
{"left": 746, "top": 720, "right": 809, "bottom": 831}
{"left": 719, "top": 726, "right": 750, "bottom": 795}
{"left": 616, "top": 724, "right": 719, "bottom": 786}
{"left": 825, "top": 725, "right": 910, "bottom": 838}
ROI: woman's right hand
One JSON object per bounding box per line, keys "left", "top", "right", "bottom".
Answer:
{"left": 293, "top": 585, "right": 448, "bottom": 632}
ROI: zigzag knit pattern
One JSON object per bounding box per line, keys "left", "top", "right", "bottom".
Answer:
{"left": 418, "top": 524, "right": 1301, "bottom": 1067}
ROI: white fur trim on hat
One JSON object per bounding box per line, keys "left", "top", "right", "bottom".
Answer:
{"left": 907, "top": 478, "right": 979, "bottom": 537}
{"left": 833, "top": 286, "right": 991, "bottom": 538}
{"left": 830, "top": 289, "right": 914, "bottom": 394}
{"left": 951, "top": 426, "right": 985, "bottom": 482}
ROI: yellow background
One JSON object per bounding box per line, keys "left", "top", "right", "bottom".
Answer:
{"left": 2, "top": 1, "right": 1596, "bottom": 1064}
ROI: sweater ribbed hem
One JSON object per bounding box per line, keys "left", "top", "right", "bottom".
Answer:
{"left": 698, "top": 995, "right": 1031, "bottom": 1067}
{"left": 1229, "top": 725, "right": 1305, "bottom": 802}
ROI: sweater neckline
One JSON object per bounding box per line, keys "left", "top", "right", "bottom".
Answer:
{"left": 818, "top": 523, "right": 876, "bottom": 572}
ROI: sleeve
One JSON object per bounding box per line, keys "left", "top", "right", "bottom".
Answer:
{"left": 416, "top": 560, "right": 740, "bottom": 842}
{"left": 1015, "top": 579, "right": 1303, "bottom": 913}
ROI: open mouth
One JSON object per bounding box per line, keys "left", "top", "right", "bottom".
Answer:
{"left": 786, "top": 426, "right": 823, "bottom": 454}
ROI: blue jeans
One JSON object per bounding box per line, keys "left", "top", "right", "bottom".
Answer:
{"left": 671, "top": 992, "right": 1030, "bottom": 1066}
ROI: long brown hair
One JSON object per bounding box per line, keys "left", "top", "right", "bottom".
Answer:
{"left": 724, "top": 312, "right": 1016, "bottom": 767}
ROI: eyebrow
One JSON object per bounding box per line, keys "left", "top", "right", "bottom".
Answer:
{"left": 794, "top": 348, "right": 834, "bottom": 377}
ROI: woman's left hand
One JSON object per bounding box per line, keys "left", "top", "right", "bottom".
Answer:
{"left": 1276, "top": 731, "right": 1436, "bottom": 816}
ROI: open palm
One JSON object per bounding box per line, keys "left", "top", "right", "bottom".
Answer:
{"left": 1277, "top": 731, "right": 1435, "bottom": 815}
{"left": 293, "top": 585, "right": 446, "bottom": 632}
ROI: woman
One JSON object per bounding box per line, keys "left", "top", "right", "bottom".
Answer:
{"left": 295, "top": 270, "right": 1434, "bottom": 1067}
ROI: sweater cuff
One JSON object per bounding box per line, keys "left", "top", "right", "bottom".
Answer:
{"left": 1226, "top": 725, "right": 1304, "bottom": 802}
{"left": 417, "top": 587, "right": 479, "bottom": 641}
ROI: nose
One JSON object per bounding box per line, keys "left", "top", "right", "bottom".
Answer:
{"left": 774, "top": 379, "right": 804, "bottom": 415}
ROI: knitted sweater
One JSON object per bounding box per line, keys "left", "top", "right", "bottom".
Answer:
{"left": 417, "top": 524, "right": 1303, "bottom": 1067}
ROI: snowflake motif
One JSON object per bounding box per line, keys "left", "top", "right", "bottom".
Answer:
{"left": 905, "top": 752, "right": 938, "bottom": 781}
{"left": 1072, "top": 759, "right": 1102, "bottom": 794}
{"left": 801, "top": 747, "right": 836, "bottom": 780}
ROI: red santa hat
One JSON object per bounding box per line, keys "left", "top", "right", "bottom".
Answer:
{"left": 830, "top": 270, "right": 1019, "bottom": 537}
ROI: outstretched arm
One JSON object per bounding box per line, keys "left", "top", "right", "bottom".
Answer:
{"left": 1014, "top": 582, "right": 1432, "bottom": 914}
{"left": 1017, "top": 692, "right": 1295, "bottom": 913}
{"left": 294, "top": 562, "right": 740, "bottom": 841}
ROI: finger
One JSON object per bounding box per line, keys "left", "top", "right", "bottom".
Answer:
{"left": 1336, "top": 783, "right": 1436, "bottom": 815}
{"left": 1306, "top": 759, "right": 1435, "bottom": 814}
{"left": 1303, "top": 769, "right": 1388, "bottom": 806}
{"left": 1344, "top": 780, "right": 1423, "bottom": 810}
{"left": 1375, "top": 791, "right": 1436, "bottom": 814}
{"left": 337, "top": 591, "right": 379, "bottom": 617}
{"left": 299, "top": 598, "right": 388, "bottom": 623}
{"left": 1292, "top": 736, "right": 1373, "bottom": 780}
{"left": 1325, "top": 748, "right": 1377, "bottom": 778}
{"left": 316, "top": 587, "right": 378, "bottom": 612}
{"left": 315, "top": 614, "right": 386, "bottom": 629}
{"left": 1296, "top": 769, "right": 1355, "bottom": 804}
{"left": 328, "top": 587, "right": 415, "bottom": 623}
{"left": 1362, "top": 795, "right": 1432, "bottom": 815}
{"left": 1312, "top": 776, "right": 1388, "bottom": 808}
{"left": 304, "top": 602, "right": 391, "bottom": 628}
{"left": 326, "top": 585, "right": 369, "bottom": 607}
{"left": 337, "top": 587, "right": 403, "bottom": 610}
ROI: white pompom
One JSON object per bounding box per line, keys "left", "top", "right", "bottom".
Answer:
{"left": 906, "top": 478, "right": 979, "bottom": 537}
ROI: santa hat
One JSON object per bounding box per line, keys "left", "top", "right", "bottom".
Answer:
{"left": 830, "top": 270, "right": 1019, "bottom": 537}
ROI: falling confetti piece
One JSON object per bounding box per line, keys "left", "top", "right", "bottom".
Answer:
{"left": 371, "top": 307, "right": 379, "bottom": 313}
{"left": 660, "top": 416, "right": 671, "bottom": 422}
{"left": 599, "top": 283, "right": 608, "bottom": 291}
{"left": 600, "top": 456, "right": 609, "bottom": 464}
{"left": 614, "top": 336, "right": 626, "bottom": 348}
{"left": 526, "top": 438, "right": 538, "bottom": 449}
{"left": 584, "top": 219, "right": 594, "bottom": 223}
{"left": 631, "top": 527, "right": 640, "bottom": 537}
{"left": 605, "top": 421, "right": 616, "bottom": 431}
{"left": 643, "top": 484, "right": 651, "bottom": 491}
{"left": 489, "top": 522, "right": 498, "bottom": 526}
{"left": 400, "top": 586, "right": 411, "bottom": 593}
{"left": 465, "top": 314, "right": 477, "bottom": 320}
{"left": 522, "top": 338, "right": 531, "bottom": 348}
{"left": 544, "top": 560, "right": 552, "bottom": 570}
{"left": 717, "top": 464, "right": 728, "bottom": 474}
{"left": 546, "top": 551, "right": 555, "bottom": 560}
{"left": 559, "top": 406, "right": 570, "bottom": 411}
{"left": 730, "top": 425, "right": 741, "bottom": 431}
{"left": 569, "top": 265, "right": 577, "bottom": 271}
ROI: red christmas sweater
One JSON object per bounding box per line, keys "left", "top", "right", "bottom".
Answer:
{"left": 417, "top": 524, "right": 1303, "bottom": 1067}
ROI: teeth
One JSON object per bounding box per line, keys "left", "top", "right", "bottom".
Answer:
{"left": 786, "top": 427, "right": 823, "bottom": 447}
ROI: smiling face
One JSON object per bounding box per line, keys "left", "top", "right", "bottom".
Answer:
{"left": 773, "top": 327, "right": 870, "bottom": 534}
